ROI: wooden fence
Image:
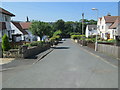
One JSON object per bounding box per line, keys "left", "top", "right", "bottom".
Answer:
{"left": 98, "top": 44, "right": 120, "bottom": 59}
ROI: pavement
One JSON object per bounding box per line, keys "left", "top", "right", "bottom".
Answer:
{"left": 1, "top": 48, "right": 53, "bottom": 71}
{"left": 0, "top": 58, "right": 15, "bottom": 65}
{"left": 2, "top": 39, "right": 118, "bottom": 88}
{"left": 76, "top": 43, "right": 119, "bottom": 68}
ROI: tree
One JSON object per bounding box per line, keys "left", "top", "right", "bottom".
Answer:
{"left": 64, "top": 21, "right": 74, "bottom": 36}
{"left": 2, "top": 34, "right": 10, "bottom": 51}
{"left": 53, "top": 19, "right": 65, "bottom": 31}
{"left": 53, "top": 30, "right": 62, "bottom": 37}
{"left": 29, "top": 21, "right": 53, "bottom": 40}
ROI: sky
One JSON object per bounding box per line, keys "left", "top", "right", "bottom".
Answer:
{"left": 1, "top": 2, "right": 118, "bottom": 22}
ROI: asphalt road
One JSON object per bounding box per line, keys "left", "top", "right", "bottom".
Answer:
{"left": 2, "top": 39, "right": 118, "bottom": 88}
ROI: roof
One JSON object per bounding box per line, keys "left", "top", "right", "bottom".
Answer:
{"left": 109, "top": 17, "right": 120, "bottom": 29}
{"left": 104, "top": 16, "right": 119, "bottom": 23}
{"left": 0, "top": 22, "right": 6, "bottom": 30}
{"left": 99, "top": 17, "right": 102, "bottom": 21}
{"left": 0, "top": 8, "right": 15, "bottom": 16}
{"left": 87, "top": 25, "right": 97, "bottom": 31}
{"left": 11, "top": 21, "right": 28, "bottom": 35}
{"left": 20, "top": 22, "right": 32, "bottom": 30}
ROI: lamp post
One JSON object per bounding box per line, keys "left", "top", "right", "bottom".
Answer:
{"left": 92, "top": 8, "right": 99, "bottom": 51}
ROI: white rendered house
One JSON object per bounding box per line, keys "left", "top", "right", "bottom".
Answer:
{"left": 0, "top": 7, "right": 15, "bottom": 42}
{"left": 11, "top": 21, "right": 40, "bottom": 42}
{"left": 97, "top": 16, "right": 119, "bottom": 39}
{"left": 85, "top": 25, "right": 98, "bottom": 38}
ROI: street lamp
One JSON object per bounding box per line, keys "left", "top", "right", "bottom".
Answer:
{"left": 92, "top": 8, "right": 99, "bottom": 51}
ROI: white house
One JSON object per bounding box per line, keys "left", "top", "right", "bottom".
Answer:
{"left": 97, "top": 16, "right": 119, "bottom": 39}
{"left": 11, "top": 21, "right": 29, "bottom": 42}
{"left": 109, "top": 17, "right": 120, "bottom": 39}
{"left": 85, "top": 25, "right": 97, "bottom": 38}
{"left": 0, "top": 7, "right": 15, "bottom": 42}
{"left": 11, "top": 21, "right": 40, "bottom": 42}
{"left": 20, "top": 22, "right": 40, "bottom": 41}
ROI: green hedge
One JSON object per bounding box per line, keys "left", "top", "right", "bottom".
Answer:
{"left": 71, "top": 35, "right": 85, "bottom": 40}
{"left": 23, "top": 41, "right": 45, "bottom": 47}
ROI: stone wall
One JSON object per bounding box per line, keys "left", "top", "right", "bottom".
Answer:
{"left": 98, "top": 44, "right": 120, "bottom": 59}
{"left": 22, "top": 44, "right": 51, "bottom": 58}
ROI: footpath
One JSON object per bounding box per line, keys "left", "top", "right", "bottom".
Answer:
{"left": 0, "top": 48, "right": 53, "bottom": 72}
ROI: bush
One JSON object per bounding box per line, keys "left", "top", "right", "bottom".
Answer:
{"left": 85, "top": 38, "right": 96, "bottom": 43}
{"left": 2, "top": 34, "right": 11, "bottom": 51}
{"left": 24, "top": 41, "right": 45, "bottom": 47}
{"left": 98, "top": 39, "right": 116, "bottom": 43}
{"left": 71, "top": 35, "right": 85, "bottom": 40}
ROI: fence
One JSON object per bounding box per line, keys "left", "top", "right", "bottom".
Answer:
{"left": 98, "top": 44, "right": 120, "bottom": 59}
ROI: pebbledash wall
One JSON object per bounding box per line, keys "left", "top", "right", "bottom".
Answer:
{"left": 97, "top": 44, "right": 120, "bottom": 59}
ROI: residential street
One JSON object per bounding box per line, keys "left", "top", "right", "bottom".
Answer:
{"left": 2, "top": 39, "right": 118, "bottom": 88}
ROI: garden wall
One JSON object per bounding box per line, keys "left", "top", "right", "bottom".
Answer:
{"left": 98, "top": 44, "right": 120, "bottom": 59}
{"left": 22, "top": 44, "right": 51, "bottom": 58}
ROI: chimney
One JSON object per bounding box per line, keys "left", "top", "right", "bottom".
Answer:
{"left": 107, "top": 13, "right": 111, "bottom": 16}
{"left": 26, "top": 16, "right": 29, "bottom": 22}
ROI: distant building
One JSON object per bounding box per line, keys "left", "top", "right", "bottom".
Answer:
{"left": 85, "top": 25, "right": 97, "bottom": 38}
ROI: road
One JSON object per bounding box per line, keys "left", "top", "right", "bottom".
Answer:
{"left": 2, "top": 39, "right": 118, "bottom": 88}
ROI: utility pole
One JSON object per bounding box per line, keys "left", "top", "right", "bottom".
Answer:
{"left": 82, "top": 13, "right": 84, "bottom": 35}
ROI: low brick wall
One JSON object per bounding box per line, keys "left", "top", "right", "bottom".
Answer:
{"left": 22, "top": 44, "right": 51, "bottom": 58}
{"left": 98, "top": 44, "right": 120, "bottom": 59}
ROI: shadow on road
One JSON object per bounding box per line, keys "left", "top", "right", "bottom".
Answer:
{"left": 53, "top": 46, "right": 70, "bottom": 49}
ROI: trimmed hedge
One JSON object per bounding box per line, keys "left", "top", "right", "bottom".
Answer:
{"left": 71, "top": 35, "right": 85, "bottom": 40}
{"left": 23, "top": 41, "right": 46, "bottom": 47}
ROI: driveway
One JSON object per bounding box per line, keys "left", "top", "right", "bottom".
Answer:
{"left": 2, "top": 39, "right": 118, "bottom": 88}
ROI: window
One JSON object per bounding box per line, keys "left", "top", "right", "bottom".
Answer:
{"left": 5, "top": 16, "right": 8, "bottom": 21}
{"left": 8, "top": 31, "right": 10, "bottom": 38}
{"left": 11, "top": 30, "right": 15, "bottom": 33}
{"left": 102, "top": 26, "right": 104, "bottom": 29}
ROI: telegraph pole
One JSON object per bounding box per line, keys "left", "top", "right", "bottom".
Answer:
{"left": 82, "top": 13, "right": 84, "bottom": 35}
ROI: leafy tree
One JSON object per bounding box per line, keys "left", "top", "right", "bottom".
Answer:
{"left": 29, "top": 21, "right": 53, "bottom": 40}
{"left": 53, "top": 19, "right": 65, "bottom": 31}
{"left": 53, "top": 30, "right": 62, "bottom": 37}
{"left": 2, "top": 34, "right": 10, "bottom": 51}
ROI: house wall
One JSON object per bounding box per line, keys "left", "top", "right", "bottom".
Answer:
{"left": 85, "top": 26, "right": 98, "bottom": 37}
{"left": 25, "top": 30, "right": 38, "bottom": 42}
{"left": 0, "top": 13, "right": 12, "bottom": 42}
{"left": 0, "top": 13, "right": 11, "bottom": 22}
{"left": 97, "top": 17, "right": 113, "bottom": 39}
{"left": 85, "top": 26, "right": 89, "bottom": 37}
{"left": 11, "top": 22, "right": 24, "bottom": 42}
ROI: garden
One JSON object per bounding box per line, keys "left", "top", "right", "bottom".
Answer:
{"left": 71, "top": 34, "right": 117, "bottom": 49}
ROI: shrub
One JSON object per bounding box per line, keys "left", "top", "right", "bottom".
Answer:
{"left": 2, "top": 34, "right": 11, "bottom": 51}
{"left": 23, "top": 41, "right": 45, "bottom": 47}
{"left": 107, "top": 39, "right": 116, "bottom": 43}
{"left": 86, "top": 38, "right": 96, "bottom": 43}
{"left": 71, "top": 35, "right": 85, "bottom": 40}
